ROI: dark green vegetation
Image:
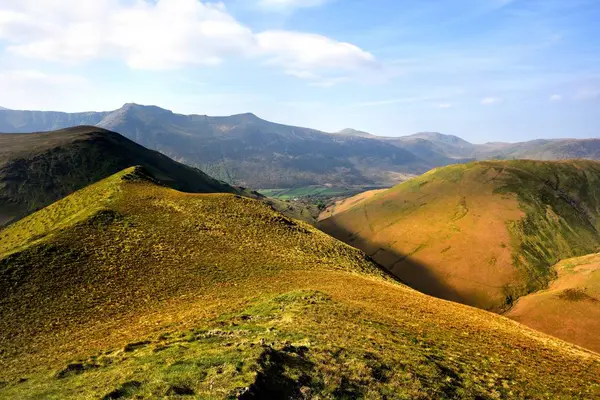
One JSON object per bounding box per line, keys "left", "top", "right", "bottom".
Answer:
{"left": 1, "top": 167, "right": 598, "bottom": 399}
{"left": 0, "top": 126, "right": 239, "bottom": 227}
{"left": 320, "top": 160, "right": 600, "bottom": 313}
{"left": 494, "top": 160, "right": 600, "bottom": 294}
{"left": 259, "top": 187, "right": 368, "bottom": 201}
{"left": 258, "top": 186, "right": 388, "bottom": 202}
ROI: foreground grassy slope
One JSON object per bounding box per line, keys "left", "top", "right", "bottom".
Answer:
{"left": 506, "top": 253, "right": 600, "bottom": 353}
{"left": 0, "top": 126, "right": 238, "bottom": 227}
{"left": 1, "top": 167, "right": 599, "bottom": 399}
{"left": 319, "top": 160, "right": 600, "bottom": 312}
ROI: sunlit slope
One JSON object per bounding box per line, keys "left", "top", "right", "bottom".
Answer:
{"left": 506, "top": 253, "right": 600, "bottom": 353}
{"left": 0, "top": 126, "right": 238, "bottom": 227}
{"left": 319, "top": 160, "right": 600, "bottom": 311}
{"left": 1, "top": 167, "right": 599, "bottom": 399}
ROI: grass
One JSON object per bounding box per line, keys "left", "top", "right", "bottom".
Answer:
{"left": 319, "top": 160, "right": 600, "bottom": 312}
{"left": 505, "top": 252, "right": 600, "bottom": 352}
{"left": 1, "top": 167, "right": 599, "bottom": 398}
{"left": 0, "top": 126, "right": 238, "bottom": 227}
{"left": 258, "top": 187, "right": 374, "bottom": 201}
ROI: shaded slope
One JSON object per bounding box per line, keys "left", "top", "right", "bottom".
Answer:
{"left": 319, "top": 160, "right": 600, "bottom": 312}
{"left": 0, "top": 168, "right": 598, "bottom": 398}
{"left": 0, "top": 126, "right": 237, "bottom": 227}
{"left": 4, "top": 105, "right": 600, "bottom": 189}
{"left": 506, "top": 253, "right": 600, "bottom": 353}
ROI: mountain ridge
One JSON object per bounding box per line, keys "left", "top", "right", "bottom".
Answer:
{"left": 2, "top": 104, "right": 600, "bottom": 189}
{"left": 0, "top": 125, "right": 240, "bottom": 227}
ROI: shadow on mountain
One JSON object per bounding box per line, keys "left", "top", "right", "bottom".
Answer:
{"left": 318, "top": 219, "right": 466, "bottom": 306}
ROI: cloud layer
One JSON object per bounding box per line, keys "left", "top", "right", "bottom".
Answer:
{"left": 0, "top": 0, "right": 374, "bottom": 79}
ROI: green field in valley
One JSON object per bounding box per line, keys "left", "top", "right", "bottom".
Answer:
{"left": 258, "top": 186, "right": 385, "bottom": 201}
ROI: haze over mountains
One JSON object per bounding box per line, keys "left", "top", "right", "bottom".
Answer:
{"left": 1, "top": 104, "right": 599, "bottom": 189}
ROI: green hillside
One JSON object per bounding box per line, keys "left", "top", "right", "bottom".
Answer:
{"left": 0, "top": 126, "right": 238, "bottom": 227}
{"left": 0, "top": 167, "right": 598, "bottom": 399}
{"left": 320, "top": 160, "right": 600, "bottom": 312}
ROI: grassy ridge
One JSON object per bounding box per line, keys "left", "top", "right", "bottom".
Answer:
{"left": 319, "top": 160, "right": 600, "bottom": 312}
{"left": 1, "top": 167, "right": 599, "bottom": 398}
{"left": 0, "top": 126, "right": 238, "bottom": 227}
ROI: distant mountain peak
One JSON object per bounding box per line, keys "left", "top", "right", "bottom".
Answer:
{"left": 236, "top": 112, "right": 258, "bottom": 118}
{"left": 405, "top": 131, "right": 473, "bottom": 145}
{"left": 119, "top": 103, "right": 171, "bottom": 113}
{"left": 0, "top": 106, "right": 9, "bottom": 111}
{"left": 336, "top": 128, "right": 377, "bottom": 138}
{"left": 228, "top": 112, "right": 261, "bottom": 121}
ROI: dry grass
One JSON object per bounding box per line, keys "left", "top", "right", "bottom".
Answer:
{"left": 0, "top": 167, "right": 599, "bottom": 399}
{"left": 505, "top": 253, "right": 600, "bottom": 353}
{"left": 319, "top": 160, "right": 600, "bottom": 313}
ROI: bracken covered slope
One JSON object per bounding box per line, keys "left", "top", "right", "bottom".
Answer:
{"left": 506, "top": 253, "right": 600, "bottom": 353}
{"left": 0, "top": 126, "right": 238, "bottom": 227}
{"left": 0, "top": 167, "right": 598, "bottom": 399}
{"left": 319, "top": 160, "right": 600, "bottom": 312}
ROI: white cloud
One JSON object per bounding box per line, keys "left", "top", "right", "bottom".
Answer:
{"left": 309, "top": 77, "right": 349, "bottom": 88}
{"left": 0, "top": 0, "right": 374, "bottom": 76}
{"left": 481, "top": 97, "right": 502, "bottom": 105}
{"left": 256, "top": 31, "right": 376, "bottom": 71}
{"left": 549, "top": 94, "right": 562, "bottom": 101}
{"left": 438, "top": 103, "right": 453, "bottom": 108}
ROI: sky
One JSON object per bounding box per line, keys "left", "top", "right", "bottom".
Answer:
{"left": 0, "top": 0, "right": 599, "bottom": 143}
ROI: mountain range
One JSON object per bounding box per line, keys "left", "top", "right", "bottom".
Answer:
{"left": 1, "top": 104, "right": 598, "bottom": 188}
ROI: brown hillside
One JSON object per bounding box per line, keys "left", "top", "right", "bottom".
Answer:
{"left": 319, "top": 160, "right": 600, "bottom": 312}
{"left": 506, "top": 253, "right": 600, "bottom": 353}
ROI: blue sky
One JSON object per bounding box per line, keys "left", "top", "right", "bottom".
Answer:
{"left": 0, "top": 0, "right": 599, "bottom": 142}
